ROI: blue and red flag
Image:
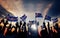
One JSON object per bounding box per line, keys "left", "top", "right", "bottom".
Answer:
{"left": 35, "top": 13, "right": 43, "bottom": 18}
{"left": 45, "top": 15, "right": 51, "bottom": 21}
{"left": 52, "top": 18, "right": 58, "bottom": 23}
{"left": 20, "top": 14, "right": 27, "bottom": 21}
{"left": 7, "top": 16, "right": 18, "bottom": 22}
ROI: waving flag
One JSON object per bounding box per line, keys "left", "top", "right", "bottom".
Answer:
{"left": 7, "top": 14, "right": 13, "bottom": 17}
{"left": 29, "top": 20, "right": 39, "bottom": 26}
{"left": 20, "top": 14, "right": 27, "bottom": 21}
{"left": 29, "top": 20, "right": 35, "bottom": 24}
{"left": 45, "top": 15, "right": 51, "bottom": 21}
{"left": 35, "top": 13, "right": 43, "bottom": 18}
{"left": 7, "top": 16, "right": 18, "bottom": 22}
{"left": 52, "top": 18, "right": 58, "bottom": 23}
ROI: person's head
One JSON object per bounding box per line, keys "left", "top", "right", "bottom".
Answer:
{"left": 23, "top": 22, "right": 26, "bottom": 26}
{"left": 43, "top": 22, "right": 45, "bottom": 25}
{"left": 54, "top": 23, "right": 58, "bottom": 30}
{"left": 43, "top": 22, "right": 46, "bottom": 27}
{"left": 20, "top": 21, "right": 22, "bottom": 25}
{"left": 55, "top": 23, "right": 58, "bottom": 26}
{"left": 1, "top": 18, "right": 4, "bottom": 23}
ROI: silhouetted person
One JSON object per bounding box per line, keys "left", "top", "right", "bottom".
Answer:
{"left": 23, "top": 22, "right": 26, "bottom": 31}
{"left": 53, "top": 23, "right": 58, "bottom": 38}
{"left": 20, "top": 21, "right": 22, "bottom": 27}
{"left": 54, "top": 23, "right": 58, "bottom": 31}
{"left": 6, "top": 23, "right": 12, "bottom": 35}
{"left": 1, "top": 18, "right": 4, "bottom": 24}
{"left": 16, "top": 22, "right": 19, "bottom": 32}
{"left": 49, "top": 27, "right": 54, "bottom": 38}
{"left": 8, "top": 24, "right": 12, "bottom": 29}
{"left": 21, "top": 22, "right": 27, "bottom": 38}
{"left": 47, "top": 22, "right": 50, "bottom": 33}
{"left": 15, "top": 21, "right": 22, "bottom": 38}
{"left": 2, "top": 19, "right": 8, "bottom": 34}
{"left": 47, "top": 22, "right": 52, "bottom": 38}
{"left": 16, "top": 22, "right": 19, "bottom": 27}
{"left": 19, "top": 21, "right": 22, "bottom": 32}
{"left": 43, "top": 22, "right": 47, "bottom": 29}
{"left": 41, "top": 22, "right": 48, "bottom": 38}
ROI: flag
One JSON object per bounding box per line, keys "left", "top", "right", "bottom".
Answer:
{"left": 7, "top": 14, "right": 13, "bottom": 17}
{"left": 7, "top": 16, "right": 18, "bottom": 22}
{"left": 52, "top": 18, "right": 58, "bottom": 23}
{"left": 29, "top": 20, "right": 35, "bottom": 24}
{"left": 45, "top": 15, "right": 51, "bottom": 21}
{"left": 29, "top": 20, "right": 39, "bottom": 25}
{"left": 35, "top": 13, "right": 43, "bottom": 18}
{"left": 20, "top": 14, "right": 27, "bottom": 21}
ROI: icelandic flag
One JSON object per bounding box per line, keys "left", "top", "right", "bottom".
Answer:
{"left": 29, "top": 20, "right": 35, "bottom": 24}
{"left": 35, "top": 13, "right": 43, "bottom": 18}
{"left": 7, "top": 14, "right": 13, "bottom": 17}
{"left": 7, "top": 16, "right": 18, "bottom": 22}
{"left": 20, "top": 14, "right": 27, "bottom": 21}
{"left": 29, "top": 20, "right": 39, "bottom": 25}
{"left": 52, "top": 18, "right": 58, "bottom": 23}
{"left": 45, "top": 15, "right": 51, "bottom": 21}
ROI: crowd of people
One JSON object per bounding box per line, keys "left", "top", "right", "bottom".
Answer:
{"left": 0, "top": 18, "right": 27, "bottom": 38}
{"left": 0, "top": 18, "right": 60, "bottom": 38}
{"left": 38, "top": 22, "right": 60, "bottom": 38}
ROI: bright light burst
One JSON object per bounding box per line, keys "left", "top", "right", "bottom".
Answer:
{"left": 31, "top": 24, "right": 37, "bottom": 30}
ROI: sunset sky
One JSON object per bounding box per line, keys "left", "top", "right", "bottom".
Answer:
{"left": 0, "top": 0, "right": 60, "bottom": 22}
